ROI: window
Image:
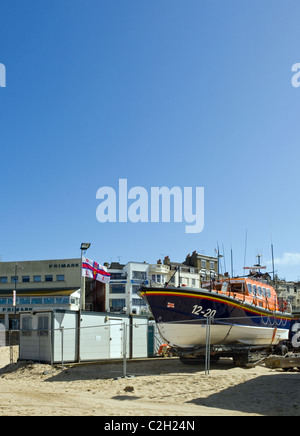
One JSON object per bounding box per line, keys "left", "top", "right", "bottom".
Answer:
{"left": 152, "top": 274, "right": 165, "bottom": 284}
{"left": 45, "top": 275, "right": 53, "bottom": 282}
{"left": 252, "top": 284, "right": 257, "bottom": 296}
{"left": 132, "top": 298, "right": 146, "bottom": 307}
{"left": 11, "top": 276, "right": 18, "bottom": 283}
{"left": 266, "top": 288, "right": 271, "bottom": 298}
{"left": 21, "top": 317, "right": 32, "bottom": 336}
{"left": 192, "top": 279, "right": 196, "bottom": 286}
{"left": 0, "top": 298, "right": 6, "bottom": 305}
{"left": 262, "top": 287, "right": 266, "bottom": 297}
{"left": 0, "top": 277, "right": 7, "bottom": 283}
{"left": 132, "top": 271, "right": 147, "bottom": 280}
{"left": 34, "top": 275, "right": 41, "bottom": 282}
{"left": 56, "top": 275, "right": 65, "bottom": 281}
{"left": 110, "top": 272, "right": 124, "bottom": 280}
{"left": 55, "top": 297, "right": 69, "bottom": 304}
{"left": 44, "top": 297, "right": 55, "bottom": 304}
{"left": 38, "top": 316, "right": 49, "bottom": 336}
{"left": 109, "top": 298, "right": 126, "bottom": 310}
{"left": 109, "top": 284, "right": 126, "bottom": 294}
{"left": 201, "top": 260, "right": 206, "bottom": 269}
{"left": 210, "top": 261, "right": 215, "bottom": 270}
{"left": 132, "top": 285, "right": 140, "bottom": 294}
{"left": 257, "top": 286, "right": 262, "bottom": 297}
{"left": 20, "top": 297, "right": 30, "bottom": 304}
{"left": 22, "top": 276, "right": 30, "bottom": 283}
{"left": 31, "top": 297, "right": 42, "bottom": 304}
{"left": 247, "top": 283, "right": 252, "bottom": 294}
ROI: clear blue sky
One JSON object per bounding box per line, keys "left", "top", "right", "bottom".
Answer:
{"left": 1, "top": 0, "right": 300, "bottom": 280}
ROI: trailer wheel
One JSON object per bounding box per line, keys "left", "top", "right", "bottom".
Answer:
{"left": 274, "top": 345, "right": 288, "bottom": 356}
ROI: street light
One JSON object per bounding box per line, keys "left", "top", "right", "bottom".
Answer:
{"left": 80, "top": 242, "right": 91, "bottom": 311}
{"left": 80, "top": 243, "right": 91, "bottom": 251}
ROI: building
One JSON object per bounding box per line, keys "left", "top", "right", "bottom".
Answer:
{"left": 105, "top": 261, "right": 149, "bottom": 315}
{"left": 0, "top": 250, "right": 220, "bottom": 327}
{"left": 276, "top": 280, "right": 300, "bottom": 315}
{"left": 0, "top": 259, "right": 82, "bottom": 329}
{"left": 183, "top": 251, "right": 219, "bottom": 281}
{"left": 105, "top": 252, "right": 219, "bottom": 315}
{"left": 148, "top": 256, "right": 201, "bottom": 288}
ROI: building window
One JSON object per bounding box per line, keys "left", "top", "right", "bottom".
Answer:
{"left": 56, "top": 275, "right": 65, "bottom": 281}
{"left": 0, "top": 277, "right": 7, "bottom": 283}
{"left": 152, "top": 274, "right": 165, "bottom": 284}
{"left": 132, "top": 271, "right": 147, "bottom": 280}
{"left": 45, "top": 275, "right": 53, "bottom": 282}
{"left": 56, "top": 297, "right": 70, "bottom": 304}
{"left": 132, "top": 298, "right": 147, "bottom": 307}
{"left": 32, "top": 297, "right": 43, "bottom": 304}
{"left": 20, "top": 297, "right": 30, "bottom": 304}
{"left": 34, "top": 275, "right": 41, "bottom": 282}
{"left": 109, "top": 284, "right": 126, "bottom": 294}
{"left": 11, "top": 276, "right": 18, "bottom": 283}
{"left": 210, "top": 261, "right": 215, "bottom": 270}
{"left": 109, "top": 299, "right": 126, "bottom": 310}
{"left": 22, "top": 276, "right": 30, "bottom": 283}
{"left": 201, "top": 260, "right": 206, "bottom": 269}
{"left": 132, "top": 285, "right": 140, "bottom": 294}
{"left": 44, "top": 297, "right": 55, "bottom": 304}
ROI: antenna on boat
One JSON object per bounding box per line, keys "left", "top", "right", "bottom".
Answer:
{"left": 243, "top": 229, "right": 248, "bottom": 272}
{"left": 271, "top": 243, "right": 275, "bottom": 282}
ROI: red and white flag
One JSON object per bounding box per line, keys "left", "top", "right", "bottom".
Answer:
{"left": 82, "top": 256, "right": 111, "bottom": 283}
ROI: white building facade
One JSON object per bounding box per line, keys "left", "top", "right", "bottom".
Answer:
{"left": 105, "top": 255, "right": 216, "bottom": 315}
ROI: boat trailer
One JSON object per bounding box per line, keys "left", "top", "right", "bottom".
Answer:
{"left": 177, "top": 344, "right": 280, "bottom": 367}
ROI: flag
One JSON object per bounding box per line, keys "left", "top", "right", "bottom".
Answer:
{"left": 82, "top": 256, "right": 111, "bottom": 283}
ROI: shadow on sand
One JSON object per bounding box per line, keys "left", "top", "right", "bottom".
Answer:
{"left": 44, "top": 357, "right": 234, "bottom": 382}
{"left": 186, "top": 373, "right": 300, "bottom": 416}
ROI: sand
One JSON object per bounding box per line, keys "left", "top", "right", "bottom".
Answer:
{"left": 0, "top": 346, "right": 299, "bottom": 416}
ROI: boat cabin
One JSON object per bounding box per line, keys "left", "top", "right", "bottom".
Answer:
{"left": 202, "top": 277, "right": 287, "bottom": 313}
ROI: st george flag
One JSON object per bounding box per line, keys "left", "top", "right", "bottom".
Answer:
{"left": 82, "top": 256, "right": 111, "bottom": 283}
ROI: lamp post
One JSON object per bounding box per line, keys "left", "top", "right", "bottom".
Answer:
{"left": 78, "top": 243, "right": 91, "bottom": 363}
{"left": 12, "top": 263, "right": 23, "bottom": 330}
{"left": 80, "top": 243, "right": 91, "bottom": 311}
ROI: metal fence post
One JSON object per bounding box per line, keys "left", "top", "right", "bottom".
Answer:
{"left": 123, "top": 322, "right": 127, "bottom": 378}
{"left": 61, "top": 327, "right": 64, "bottom": 370}
{"left": 205, "top": 316, "right": 212, "bottom": 375}
{"left": 9, "top": 330, "right": 13, "bottom": 364}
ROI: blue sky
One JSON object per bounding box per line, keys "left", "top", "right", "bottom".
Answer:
{"left": 1, "top": 0, "right": 300, "bottom": 280}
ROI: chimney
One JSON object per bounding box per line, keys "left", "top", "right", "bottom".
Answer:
{"left": 163, "top": 256, "right": 170, "bottom": 266}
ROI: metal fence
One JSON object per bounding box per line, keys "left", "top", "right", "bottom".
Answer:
{"left": 1, "top": 315, "right": 298, "bottom": 377}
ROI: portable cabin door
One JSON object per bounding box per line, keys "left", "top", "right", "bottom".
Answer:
{"left": 109, "top": 319, "right": 123, "bottom": 358}
{"left": 131, "top": 317, "right": 148, "bottom": 358}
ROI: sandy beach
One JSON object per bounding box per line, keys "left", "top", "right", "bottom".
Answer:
{"left": 0, "top": 346, "right": 299, "bottom": 416}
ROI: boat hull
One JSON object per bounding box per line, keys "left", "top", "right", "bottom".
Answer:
{"left": 139, "top": 287, "right": 293, "bottom": 348}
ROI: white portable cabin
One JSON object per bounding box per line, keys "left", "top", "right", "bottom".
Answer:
{"left": 19, "top": 310, "right": 149, "bottom": 364}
